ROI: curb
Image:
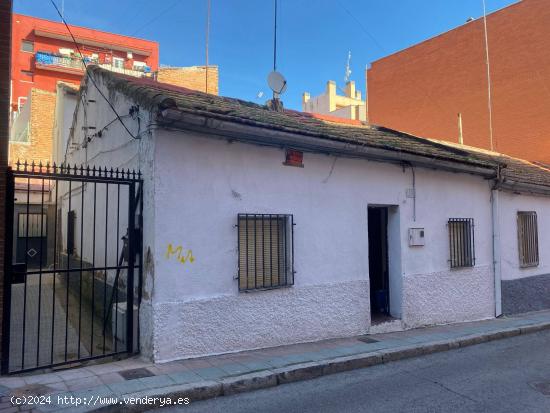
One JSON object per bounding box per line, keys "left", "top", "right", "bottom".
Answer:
{"left": 70, "top": 320, "right": 550, "bottom": 412}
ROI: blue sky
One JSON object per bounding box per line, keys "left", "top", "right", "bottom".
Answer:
{"left": 15, "top": 0, "right": 517, "bottom": 110}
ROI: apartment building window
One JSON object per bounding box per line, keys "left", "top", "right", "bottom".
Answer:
{"left": 237, "top": 214, "right": 294, "bottom": 291}
{"left": 21, "top": 40, "right": 34, "bottom": 52}
{"left": 448, "top": 218, "right": 475, "bottom": 268}
{"left": 517, "top": 211, "right": 539, "bottom": 267}
{"left": 113, "top": 57, "right": 124, "bottom": 69}
{"left": 133, "top": 61, "right": 146, "bottom": 71}
{"left": 20, "top": 70, "right": 34, "bottom": 83}
{"left": 11, "top": 124, "right": 29, "bottom": 143}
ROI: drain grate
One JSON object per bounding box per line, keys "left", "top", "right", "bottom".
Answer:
{"left": 119, "top": 368, "right": 155, "bottom": 380}
{"left": 357, "top": 336, "right": 379, "bottom": 344}
{"left": 11, "top": 384, "right": 52, "bottom": 397}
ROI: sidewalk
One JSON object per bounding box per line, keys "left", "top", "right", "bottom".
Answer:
{"left": 1, "top": 310, "right": 550, "bottom": 413}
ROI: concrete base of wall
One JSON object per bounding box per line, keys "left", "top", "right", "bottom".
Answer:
{"left": 403, "top": 265, "right": 494, "bottom": 328}
{"left": 502, "top": 273, "right": 550, "bottom": 315}
{"left": 152, "top": 280, "right": 371, "bottom": 363}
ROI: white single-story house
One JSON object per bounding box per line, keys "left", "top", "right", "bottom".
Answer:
{"left": 60, "top": 67, "right": 550, "bottom": 363}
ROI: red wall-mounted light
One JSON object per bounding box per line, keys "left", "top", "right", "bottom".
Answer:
{"left": 283, "top": 149, "right": 304, "bottom": 168}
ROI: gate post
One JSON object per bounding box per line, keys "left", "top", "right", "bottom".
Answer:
{"left": 0, "top": 0, "right": 12, "bottom": 374}
{"left": 126, "top": 182, "right": 136, "bottom": 353}
{"left": 1, "top": 169, "right": 14, "bottom": 374}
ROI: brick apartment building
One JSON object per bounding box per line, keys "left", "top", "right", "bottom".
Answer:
{"left": 367, "top": 0, "right": 550, "bottom": 164}
{"left": 11, "top": 13, "right": 159, "bottom": 114}
{"left": 9, "top": 13, "right": 218, "bottom": 167}
{"left": 9, "top": 14, "right": 159, "bottom": 167}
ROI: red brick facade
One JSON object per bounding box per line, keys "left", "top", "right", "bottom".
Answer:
{"left": 157, "top": 66, "right": 219, "bottom": 95}
{"left": 11, "top": 13, "right": 159, "bottom": 113}
{"left": 367, "top": 0, "right": 550, "bottom": 164}
{"left": 9, "top": 88, "right": 56, "bottom": 165}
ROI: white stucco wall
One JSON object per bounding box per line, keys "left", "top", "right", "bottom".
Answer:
{"left": 150, "top": 129, "right": 495, "bottom": 361}
{"left": 498, "top": 191, "right": 550, "bottom": 281}
{"left": 62, "top": 71, "right": 550, "bottom": 364}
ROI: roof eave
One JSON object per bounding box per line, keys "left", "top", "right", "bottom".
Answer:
{"left": 497, "top": 180, "right": 550, "bottom": 197}
{"left": 158, "top": 108, "right": 497, "bottom": 179}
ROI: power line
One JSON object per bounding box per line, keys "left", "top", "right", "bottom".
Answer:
{"left": 130, "top": 0, "right": 179, "bottom": 37}
{"left": 49, "top": 0, "right": 139, "bottom": 141}
{"left": 205, "top": 0, "right": 211, "bottom": 93}
{"left": 273, "top": 0, "right": 278, "bottom": 71}
{"left": 482, "top": 0, "right": 495, "bottom": 151}
{"left": 335, "top": 0, "right": 386, "bottom": 54}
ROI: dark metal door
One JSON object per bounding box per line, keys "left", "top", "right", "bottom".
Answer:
{"left": 2, "top": 162, "right": 143, "bottom": 374}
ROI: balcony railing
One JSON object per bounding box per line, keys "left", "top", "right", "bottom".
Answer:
{"left": 34, "top": 51, "right": 156, "bottom": 79}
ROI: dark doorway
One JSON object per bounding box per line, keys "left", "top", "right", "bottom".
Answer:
{"left": 368, "top": 207, "right": 390, "bottom": 321}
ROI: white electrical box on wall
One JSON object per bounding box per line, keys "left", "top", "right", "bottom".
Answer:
{"left": 409, "top": 228, "right": 425, "bottom": 246}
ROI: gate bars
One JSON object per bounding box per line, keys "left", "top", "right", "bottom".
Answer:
{"left": 2, "top": 161, "right": 143, "bottom": 374}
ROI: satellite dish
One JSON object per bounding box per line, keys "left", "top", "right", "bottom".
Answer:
{"left": 267, "top": 71, "right": 287, "bottom": 96}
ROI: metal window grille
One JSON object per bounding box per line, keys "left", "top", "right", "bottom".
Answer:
{"left": 237, "top": 214, "right": 294, "bottom": 291}
{"left": 448, "top": 218, "right": 475, "bottom": 268}
{"left": 517, "top": 211, "right": 539, "bottom": 268}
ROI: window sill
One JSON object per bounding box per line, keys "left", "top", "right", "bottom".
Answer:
{"left": 519, "top": 263, "right": 539, "bottom": 269}
{"left": 239, "top": 284, "right": 294, "bottom": 293}
{"left": 450, "top": 264, "right": 475, "bottom": 270}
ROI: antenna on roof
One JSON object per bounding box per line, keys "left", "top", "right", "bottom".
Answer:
{"left": 61, "top": 0, "right": 64, "bottom": 20}
{"left": 344, "top": 51, "right": 352, "bottom": 83}
{"left": 266, "top": 0, "right": 286, "bottom": 111}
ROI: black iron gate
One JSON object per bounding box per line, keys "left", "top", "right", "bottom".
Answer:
{"left": 2, "top": 161, "right": 143, "bottom": 374}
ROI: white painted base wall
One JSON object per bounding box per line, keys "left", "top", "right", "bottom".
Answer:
{"left": 152, "top": 281, "right": 370, "bottom": 362}
{"left": 402, "top": 265, "right": 494, "bottom": 328}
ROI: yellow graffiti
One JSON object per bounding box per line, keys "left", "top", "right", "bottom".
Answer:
{"left": 165, "top": 243, "right": 195, "bottom": 265}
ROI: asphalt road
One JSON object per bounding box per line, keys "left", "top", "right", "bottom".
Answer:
{"left": 156, "top": 329, "right": 550, "bottom": 413}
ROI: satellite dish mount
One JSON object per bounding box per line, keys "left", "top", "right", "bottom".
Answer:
{"left": 267, "top": 71, "right": 287, "bottom": 111}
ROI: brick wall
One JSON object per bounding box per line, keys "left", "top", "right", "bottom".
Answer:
{"left": 157, "top": 66, "right": 219, "bottom": 95}
{"left": 0, "top": 0, "right": 12, "bottom": 361}
{"left": 367, "top": 0, "right": 550, "bottom": 164}
{"left": 9, "top": 89, "right": 57, "bottom": 165}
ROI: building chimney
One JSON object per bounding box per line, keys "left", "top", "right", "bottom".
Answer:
{"left": 326, "top": 80, "right": 336, "bottom": 97}
{"left": 345, "top": 81, "right": 356, "bottom": 99}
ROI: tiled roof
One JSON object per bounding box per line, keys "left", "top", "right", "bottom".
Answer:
{"left": 88, "top": 66, "right": 550, "bottom": 191}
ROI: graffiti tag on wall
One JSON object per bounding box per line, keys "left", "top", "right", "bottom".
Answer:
{"left": 165, "top": 243, "right": 195, "bottom": 265}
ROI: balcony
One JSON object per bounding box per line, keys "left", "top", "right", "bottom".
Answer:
{"left": 34, "top": 51, "right": 156, "bottom": 79}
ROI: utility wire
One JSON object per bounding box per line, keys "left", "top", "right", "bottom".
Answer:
{"left": 205, "top": 0, "right": 211, "bottom": 93}
{"left": 273, "top": 0, "right": 278, "bottom": 71}
{"left": 130, "top": 0, "right": 179, "bottom": 37}
{"left": 49, "top": 0, "right": 139, "bottom": 140}
{"left": 336, "top": 0, "right": 386, "bottom": 54}
{"left": 482, "top": 0, "right": 495, "bottom": 151}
